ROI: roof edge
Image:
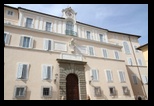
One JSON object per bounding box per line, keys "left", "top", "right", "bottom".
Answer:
{"left": 4, "top": 4, "right": 18, "bottom": 10}
{"left": 137, "top": 43, "right": 148, "bottom": 50}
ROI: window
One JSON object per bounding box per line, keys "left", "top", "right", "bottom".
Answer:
{"left": 86, "top": 31, "right": 91, "bottom": 40}
{"left": 94, "top": 87, "right": 101, "bottom": 97}
{"left": 132, "top": 75, "right": 138, "bottom": 84}
{"left": 90, "top": 69, "right": 99, "bottom": 81}
{"left": 102, "top": 48, "right": 108, "bottom": 58}
{"left": 4, "top": 32, "right": 11, "bottom": 45}
{"left": 99, "top": 34, "right": 105, "bottom": 42}
{"left": 114, "top": 51, "right": 119, "bottom": 60}
{"left": 17, "top": 63, "right": 29, "bottom": 80}
{"left": 122, "top": 86, "right": 129, "bottom": 95}
{"left": 118, "top": 71, "right": 126, "bottom": 83}
{"left": 137, "top": 58, "right": 143, "bottom": 66}
{"left": 42, "top": 65, "right": 52, "bottom": 80}
{"left": 134, "top": 46, "right": 139, "bottom": 53}
{"left": 54, "top": 41, "right": 67, "bottom": 51}
{"left": 105, "top": 70, "right": 113, "bottom": 82}
{"left": 19, "top": 36, "right": 33, "bottom": 48}
{"left": 14, "top": 86, "right": 27, "bottom": 98}
{"left": 109, "top": 87, "right": 116, "bottom": 96}
{"left": 88, "top": 46, "right": 95, "bottom": 56}
{"left": 44, "top": 39, "right": 53, "bottom": 51}
{"left": 25, "top": 18, "right": 33, "bottom": 28}
{"left": 141, "top": 75, "right": 148, "bottom": 84}
{"left": 66, "top": 21, "right": 73, "bottom": 31}
{"left": 7, "top": 10, "right": 13, "bottom": 16}
{"left": 123, "top": 42, "right": 131, "bottom": 54}
{"left": 127, "top": 57, "right": 133, "bottom": 65}
{"left": 77, "top": 45, "right": 87, "bottom": 54}
{"left": 41, "top": 86, "right": 52, "bottom": 97}
{"left": 46, "top": 22, "right": 52, "bottom": 32}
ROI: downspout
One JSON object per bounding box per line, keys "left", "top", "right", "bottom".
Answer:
{"left": 128, "top": 36, "right": 147, "bottom": 100}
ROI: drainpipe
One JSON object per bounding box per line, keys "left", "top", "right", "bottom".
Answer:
{"left": 128, "top": 36, "right": 147, "bottom": 100}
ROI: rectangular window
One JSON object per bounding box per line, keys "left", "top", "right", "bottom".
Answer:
{"left": 132, "top": 75, "right": 138, "bottom": 84}
{"left": 46, "top": 22, "right": 52, "bottom": 32}
{"left": 137, "top": 58, "right": 143, "bottom": 66}
{"left": 109, "top": 87, "right": 116, "bottom": 96}
{"left": 122, "top": 86, "right": 129, "bottom": 95}
{"left": 118, "top": 71, "right": 125, "bottom": 83}
{"left": 123, "top": 42, "right": 131, "bottom": 54}
{"left": 134, "top": 46, "right": 139, "bottom": 53}
{"left": 14, "top": 86, "right": 27, "bottom": 98}
{"left": 127, "top": 57, "right": 133, "bottom": 65}
{"left": 77, "top": 46, "right": 87, "bottom": 54}
{"left": 105, "top": 70, "right": 113, "bottom": 82}
{"left": 94, "top": 87, "right": 101, "bottom": 97}
{"left": 141, "top": 75, "right": 148, "bottom": 84}
{"left": 42, "top": 65, "right": 52, "bottom": 80}
{"left": 43, "top": 39, "right": 53, "bottom": 51}
{"left": 7, "top": 10, "right": 13, "bottom": 16}
{"left": 91, "top": 69, "right": 99, "bottom": 81}
{"left": 26, "top": 18, "right": 33, "bottom": 28}
{"left": 86, "top": 31, "right": 91, "bottom": 40}
{"left": 114, "top": 51, "right": 119, "bottom": 60}
{"left": 54, "top": 42, "right": 67, "bottom": 51}
{"left": 102, "top": 48, "right": 108, "bottom": 58}
{"left": 19, "top": 36, "right": 33, "bottom": 48}
{"left": 41, "top": 86, "right": 52, "bottom": 97}
{"left": 17, "top": 63, "right": 29, "bottom": 80}
{"left": 88, "top": 46, "right": 95, "bottom": 56}
{"left": 99, "top": 34, "right": 104, "bottom": 42}
{"left": 4, "top": 32, "right": 11, "bottom": 45}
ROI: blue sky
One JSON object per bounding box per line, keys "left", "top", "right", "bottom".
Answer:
{"left": 5, "top": 4, "right": 148, "bottom": 45}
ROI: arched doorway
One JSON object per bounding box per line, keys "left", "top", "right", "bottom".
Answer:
{"left": 66, "top": 74, "right": 79, "bottom": 100}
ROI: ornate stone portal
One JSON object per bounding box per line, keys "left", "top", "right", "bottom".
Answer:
{"left": 57, "top": 59, "right": 87, "bottom": 100}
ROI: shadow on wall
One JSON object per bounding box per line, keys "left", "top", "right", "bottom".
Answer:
{"left": 126, "top": 66, "right": 145, "bottom": 100}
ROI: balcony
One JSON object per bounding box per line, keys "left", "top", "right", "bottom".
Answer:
{"left": 65, "top": 30, "right": 78, "bottom": 37}
{"left": 25, "top": 23, "right": 33, "bottom": 28}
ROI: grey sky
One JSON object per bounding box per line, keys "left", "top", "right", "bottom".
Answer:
{"left": 5, "top": 4, "right": 148, "bottom": 45}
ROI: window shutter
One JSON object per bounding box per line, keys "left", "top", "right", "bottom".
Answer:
{"left": 142, "top": 75, "right": 148, "bottom": 84}
{"left": 17, "top": 64, "right": 23, "bottom": 79}
{"left": 49, "top": 86, "right": 52, "bottom": 97}
{"left": 5, "top": 34, "right": 11, "bottom": 45}
{"left": 50, "top": 66, "right": 53, "bottom": 80}
{"left": 90, "top": 69, "right": 93, "bottom": 78}
{"left": 48, "top": 40, "right": 51, "bottom": 50}
{"left": 47, "top": 66, "right": 51, "bottom": 79}
{"left": 22, "top": 64, "right": 28, "bottom": 79}
{"left": 43, "top": 65, "right": 48, "bottom": 79}
{"left": 19, "top": 36, "right": 24, "bottom": 47}
{"left": 44, "top": 39, "right": 49, "bottom": 50}
{"left": 29, "top": 37, "right": 33, "bottom": 48}
{"left": 23, "top": 86, "right": 27, "bottom": 97}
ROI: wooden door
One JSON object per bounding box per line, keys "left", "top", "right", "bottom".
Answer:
{"left": 66, "top": 74, "right": 79, "bottom": 100}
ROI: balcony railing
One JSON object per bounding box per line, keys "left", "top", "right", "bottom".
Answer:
{"left": 65, "top": 30, "right": 78, "bottom": 37}
{"left": 25, "top": 23, "right": 33, "bottom": 28}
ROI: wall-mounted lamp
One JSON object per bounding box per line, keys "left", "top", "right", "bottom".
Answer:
{"left": 89, "top": 76, "right": 93, "bottom": 85}
{"left": 54, "top": 73, "right": 58, "bottom": 84}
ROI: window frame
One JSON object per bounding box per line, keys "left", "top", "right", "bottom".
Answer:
{"left": 133, "top": 45, "right": 139, "bottom": 53}
{"left": 109, "top": 86, "right": 116, "bottom": 96}
{"left": 105, "top": 69, "right": 113, "bottom": 83}
{"left": 90, "top": 69, "right": 99, "bottom": 81}
{"left": 117, "top": 70, "right": 126, "bottom": 83}
{"left": 16, "top": 63, "right": 29, "bottom": 80}
{"left": 94, "top": 86, "right": 102, "bottom": 97}
{"left": 45, "top": 21, "right": 52, "bottom": 32}
{"left": 114, "top": 50, "right": 119, "bottom": 60}
{"left": 41, "top": 86, "right": 52, "bottom": 98}
{"left": 137, "top": 58, "right": 143, "bottom": 66}
{"left": 4, "top": 32, "right": 11, "bottom": 45}
{"left": 102, "top": 48, "right": 108, "bottom": 58}
{"left": 14, "top": 85, "right": 27, "bottom": 98}
{"left": 43, "top": 38, "right": 53, "bottom": 51}
{"left": 7, "top": 10, "right": 14, "bottom": 16}
{"left": 132, "top": 75, "right": 138, "bottom": 85}
{"left": 19, "top": 35, "right": 33, "bottom": 48}
{"left": 122, "top": 86, "right": 129, "bottom": 95}
{"left": 42, "top": 64, "right": 53, "bottom": 81}
{"left": 123, "top": 41, "right": 131, "bottom": 54}
{"left": 87, "top": 46, "right": 95, "bottom": 56}
{"left": 141, "top": 75, "right": 148, "bottom": 84}
{"left": 25, "top": 17, "right": 34, "bottom": 28}
{"left": 127, "top": 57, "right": 133, "bottom": 65}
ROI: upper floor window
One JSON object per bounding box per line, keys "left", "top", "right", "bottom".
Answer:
{"left": 105, "top": 69, "right": 113, "bottom": 82}
{"left": 7, "top": 10, "right": 13, "bottom": 16}
{"left": 90, "top": 69, "right": 99, "bottom": 81}
{"left": 102, "top": 48, "right": 108, "bottom": 58}
{"left": 132, "top": 75, "right": 138, "bottom": 84}
{"left": 114, "top": 51, "right": 119, "bottom": 60}
{"left": 19, "top": 36, "right": 33, "bottom": 48}
{"left": 118, "top": 71, "right": 126, "bottom": 83}
{"left": 88, "top": 46, "right": 95, "bottom": 56}
{"left": 4, "top": 32, "right": 11, "bottom": 45}
{"left": 86, "top": 31, "right": 91, "bottom": 40}
{"left": 42, "top": 65, "right": 53, "bottom": 80}
{"left": 17, "top": 63, "right": 29, "bottom": 80}
{"left": 46, "top": 22, "right": 52, "bottom": 32}
{"left": 123, "top": 42, "right": 131, "bottom": 54}
{"left": 66, "top": 21, "right": 73, "bottom": 31}
{"left": 141, "top": 75, "right": 148, "bottom": 84}
{"left": 94, "top": 87, "right": 101, "bottom": 97}
{"left": 137, "top": 58, "right": 143, "bottom": 66}
{"left": 99, "top": 34, "right": 105, "bottom": 42}
{"left": 134, "top": 45, "right": 139, "bottom": 53}
{"left": 25, "top": 18, "right": 33, "bottom": 28}
{"left": 127, "top": 57, "right": 133, "bottom": 65}
{"left": 43, "top": 39, "right": 53, "bottom": 51}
